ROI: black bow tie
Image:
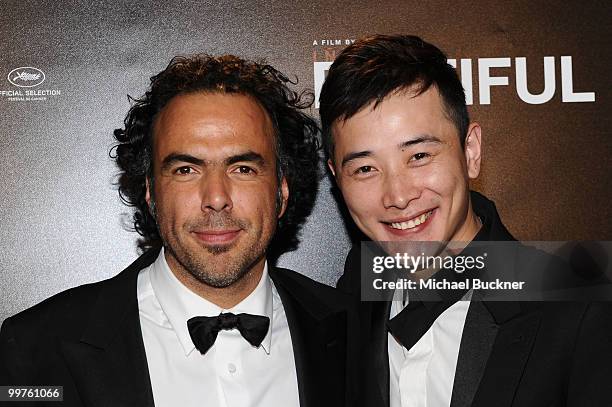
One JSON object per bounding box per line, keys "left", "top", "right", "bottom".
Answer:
{"left": 387, "top": 300, "right": 457, "bottom": 351}
{"left": 187, "top": 313, "right": 270, "bottom": 355}
{"left": 387, "top": 259, "right": 474, "bottom": 350}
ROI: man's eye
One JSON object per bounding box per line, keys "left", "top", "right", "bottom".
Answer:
{"left": 235, "top": 166, "right": 255, "bottom": 174}
{"left": 175, "top": 166, "right": 194, "bottom": 175}
{"left": 411, "top": 152, "right": 430, "bottom": 161}
{"left": 355, "top": 165, "right": 374, "bottom": 174}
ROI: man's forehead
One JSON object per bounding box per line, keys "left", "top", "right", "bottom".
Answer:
{"left": 151, "top": 92, "right": 276, "bottom": 152}
{"left": 332, "top": 88, "right": 456, "bottom": 146}
{"left": 168, "top": 91, "right": 269, "bottom": 116}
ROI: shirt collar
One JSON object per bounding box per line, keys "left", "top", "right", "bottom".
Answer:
{"left": 150, "top": 248, "right": 274, "bottom": 356}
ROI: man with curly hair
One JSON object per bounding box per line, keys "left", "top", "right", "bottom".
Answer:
{"left": 0, "top": 55, "right": 353, "bottom": 407}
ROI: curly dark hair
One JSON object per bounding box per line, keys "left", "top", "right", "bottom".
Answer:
{"left": 111, "top": 54, "right": 320, "bottom": 255}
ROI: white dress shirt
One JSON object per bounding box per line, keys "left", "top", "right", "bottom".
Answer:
{"left": 388, "top": 289, "right": 471, "bottom": 407}
{"left": 137, "top": 248, "right": 300, "bottom": 407}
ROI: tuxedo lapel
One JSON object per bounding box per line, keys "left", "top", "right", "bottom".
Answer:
{"left": 470, "top": 302, "right": 542, "bottom": 407}
{"left": 357, "top": 243, "right": 393, "bottom": 407}
{"left": 269, "top": 268, "right": 348, "bottom": 407}
{"left": 369, "top": 299, "right": 391, "bottom": 407}
{"left": 60, "top": 251, "right": 157, "bottom": 407}
{"left": 450, "top": 300, "right": 498, "bottom": 407}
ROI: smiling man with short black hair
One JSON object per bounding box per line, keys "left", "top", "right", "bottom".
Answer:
{"left": 320, "top": 34, "right": 612, "bottom": 407}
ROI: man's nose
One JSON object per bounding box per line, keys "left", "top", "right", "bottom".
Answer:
{"left": 201, "top": 172, "right": 233, "bottom": 212}
{"left": 381, "top": 170, "right": 419, "bottom": 210}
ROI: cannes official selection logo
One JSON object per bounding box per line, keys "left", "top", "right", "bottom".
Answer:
{"left": 2, "top": 66, "right": 60, "bottom": 102}
{"left": 7, "top": 67, "right": 46, "bottom": 88}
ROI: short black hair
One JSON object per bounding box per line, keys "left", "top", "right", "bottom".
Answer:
{"left": 112, "top": 54, "right": 320, "bottom": 254}
{"left": 319, "top": 34, "right": 469, "bottom": 160}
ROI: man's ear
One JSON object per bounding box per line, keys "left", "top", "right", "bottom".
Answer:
{"left": 145, "top": 177, "right": 151, "bottom": 205}
{"left": 464, "top": 123, "right": 482, "bottom": 179}
{"left": 145, "top": 177, "right": 155, "bottom": 216}
{"left": 277, "top": 177, "right": 289, "bottom": 219}
{"left": 327, "top": 159, "right": 336, "bottom": 177}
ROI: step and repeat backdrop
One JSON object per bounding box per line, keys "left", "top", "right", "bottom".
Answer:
{"left": 1, "top": 0, "right": 610, "bottom": 321}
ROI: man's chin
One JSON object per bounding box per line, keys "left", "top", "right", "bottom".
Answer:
{"left": 202, "top": 243, "right": 234, "bottom": 255}
{"left": 181, "top": 255, "right": 251, "bottom": 287}
{"left": 191, "top": 271, "right": 244, "bottom": 288}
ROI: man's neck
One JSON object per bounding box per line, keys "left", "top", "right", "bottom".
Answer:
{"left": 451, "top": 205, "right": 482, "bottom": 244}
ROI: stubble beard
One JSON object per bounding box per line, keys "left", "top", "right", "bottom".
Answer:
{"left": 161, "top": 214, "right": 271, "bottom": 289}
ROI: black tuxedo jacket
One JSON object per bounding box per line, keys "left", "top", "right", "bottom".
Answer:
{"left": 0, "top": 249, "right": 356, "bottom": 407}
{"left": 339, "top": 191, "right": 612, "bottom": 407}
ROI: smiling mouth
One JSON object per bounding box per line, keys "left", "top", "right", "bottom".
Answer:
{"left": 387, "top": 209, "right": 435, "bottom": 231}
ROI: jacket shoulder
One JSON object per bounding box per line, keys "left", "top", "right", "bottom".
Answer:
{"left": 0, "top": 278, "right": 114, "bottom": 385}
{"left": 2, "top": 249, "right": 158, "bottom": 339}
{"left": 271, "top": 266, "right": 352, "bottom": 311}
{"left": 5, "top": 280, "right": 105, "bottom": 335}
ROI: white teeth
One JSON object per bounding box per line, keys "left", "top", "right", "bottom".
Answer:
{"left": 388, "top": 210, "right": 433, "bottom": 230}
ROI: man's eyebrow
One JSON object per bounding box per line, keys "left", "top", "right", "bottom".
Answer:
{"left": 160, "top": 151, "right": 267, "bottom": 171}
{"left": 339, "top": 135, "right": 442, "bottom": 167}
{"left": 160, "top": 153, "right": 204, "bottom": 171}
{"left": 398, "top": 135, "right": 442, "bottom": 149}
{"left": 341, "top": 150, "right": 372, "bottom": 168}
{"left": 225, "top": 151, "right": 265, "bottom": 166}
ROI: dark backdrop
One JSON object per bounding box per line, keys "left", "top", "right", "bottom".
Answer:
{"left": 1, "top": 0, "right": 610, "bottom": 322}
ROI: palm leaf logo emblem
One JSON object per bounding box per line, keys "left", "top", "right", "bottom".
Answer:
{"left": 12, "top": 71, "right": 41, "bottom": 82}
{"left": 7, "top": 67, "right": 46, "bottom": 88}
